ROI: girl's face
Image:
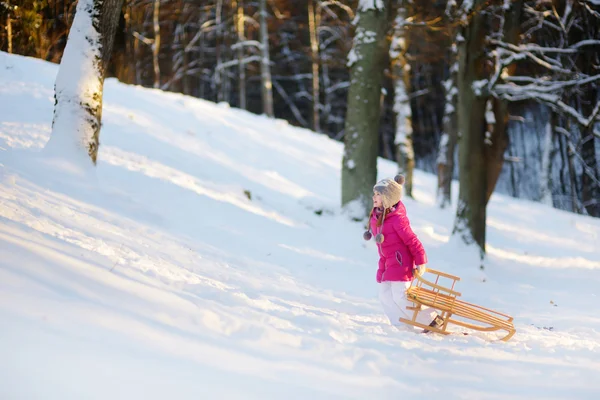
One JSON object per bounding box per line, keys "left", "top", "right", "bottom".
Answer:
{"left": 372, "top": 192, "right": 382, "bottom": 208}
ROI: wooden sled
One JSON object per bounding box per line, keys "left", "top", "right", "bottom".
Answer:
{"left": 399, "top": 268, "right": 516, "bottom": 342}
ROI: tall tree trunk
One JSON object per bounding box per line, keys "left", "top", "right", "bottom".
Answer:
{"left": 259, "top": 0, "right": 274, "bottom": 117}
{"left": 580, "top": 95, "right": 600, "bottom": 217}
{"left": 152, "top": 0, "right": 160, "bottom": 88}
{"left": 453, "top": 0, "right": 489, "bottom": 255}
{"left": 566, "top": 123, "right": 581, "bottom": 214}
{"left": 6, "top": 0, "right": 12, "bottom": 54}
{"left": 391, "top": 5, "right": 414, "bottom": 198}
{"left": 215, "top": 0, "right": 223, "bottom": 102}
{"left": 539, "top": 112, "right": 554, "bottom": 206}
{"left": 341, "top": 1, "right": 390, "bottom": 217}
{"left": 485, "top": 97, "right": 509, "bottom": 203}
{"left": 234, "top": 0, "right": 246, "bottom": 110}
{"left": 437, "top": 14, "right": 459, "bottom": 208}
{"left": 484, "top": 0, "right": 523, "bottom": 203}
{"left": 45, "top": 0, "right": 124, "bottom": 165}
{"left": 308, "top": 0, "right": 320, "bottom": 132}
{"left": 579, "top": 9, "right": 600, "bottom": 217}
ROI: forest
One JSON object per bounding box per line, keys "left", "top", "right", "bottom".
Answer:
{"left": 1, "top": 0, "right": 599, "bottom": 253}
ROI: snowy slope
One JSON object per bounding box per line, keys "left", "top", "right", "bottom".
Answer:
{"left": 1, "top": 51, "right": 599, "bottom": 400}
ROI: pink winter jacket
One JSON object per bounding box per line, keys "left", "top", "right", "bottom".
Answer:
{"left": 370, "top": 202, "right": 427, "bottom": 282}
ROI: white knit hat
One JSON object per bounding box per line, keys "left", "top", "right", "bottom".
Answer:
{"left": 364, "top": 174, "right": 405, "bottom": 243}
{"left": 373, "top": 174, "right": 405, "bottom": 209}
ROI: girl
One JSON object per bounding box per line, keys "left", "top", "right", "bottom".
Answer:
{"left": 364, "top": 174, "right": 443, "bottom": 331}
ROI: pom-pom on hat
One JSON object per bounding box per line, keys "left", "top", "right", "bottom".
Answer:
{"left": 373, "top": 174, "right": 405, "bottom": 209}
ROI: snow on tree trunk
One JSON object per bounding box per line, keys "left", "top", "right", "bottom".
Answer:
{"left": 44, "top": 0, "right": 124, "bottom": 166}
{"left": 539, "top": 115, "right": 554, "bottom": 206}
{"left": 391, "top": 4, "right": 414, "bottom": 198}
{"left": 453, "top": 0, "right": 489, "bottom": 257}
{"left": 485, "top": 97, "right": 509, "bottom": 204}
{"left": 259, "top": 0, "right": 274, "bottom": 117}
{"left": 341, "top": 0, "right": 390, "bottom": 218}
{"left": 437, "top": 35, "right": 458, "bottom": 209}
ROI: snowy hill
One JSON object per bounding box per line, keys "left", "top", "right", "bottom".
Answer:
{"left": 1, "top": 51, "right": 599, "bottom": 399}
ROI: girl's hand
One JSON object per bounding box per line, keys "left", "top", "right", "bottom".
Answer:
{"left": 414, "top": 264, "right": 426, "bottom": 276}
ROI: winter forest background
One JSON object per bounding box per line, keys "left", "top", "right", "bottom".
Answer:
{"left": 1, "top": 0, "right": 599, "bottom": 246}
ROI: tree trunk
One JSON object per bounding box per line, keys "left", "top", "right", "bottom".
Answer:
{"left": 391, "top": 3, "right": 414, "bottom": 198}
{"left": 215, "top": 0, "right": 223, "bottom": 102}
{"left": 235, "top": 0, "right": 246, "bottom": 110}
{"left": 259, "top": 0, "right": 274, "bottom": 117}
{"left": 45, "top": 0, "right": 124, "bottom": 165}
{"left": 437, "top": 23, "right": 459, "bottom": 208}
{"left": 484, "top": 0, "right": 523, "bottom": 203}
{"left": 453, "top": 0, "right": 489, "bottom": 255}
{"left": 152, "top": 0, "right": 160, "bottom": 89}
{"left": 308, "top": 0, "right": 320, "bottom": 132}
{"left": 341, "top": 1, "right": 390, "bottom": 217}
{"left": 485, "top": 97, "right": 509, "bottom": 203}
{"left": 580, "top": 99, "right": 600, "bottom": 217}
{"left": 539, "top": 112, "right": 554, "bottom": 206}
{"left": 7, "top": 1, "right": 12, "bottom": 54}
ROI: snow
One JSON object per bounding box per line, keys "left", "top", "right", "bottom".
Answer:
{"left": 44, "top": 0, "right": 101, "bottom": 168}
{"left": 346, "top": 48, "right": 358, "bottom": 67}
{"left": 358, "top": 0, "right": 385, "bottom": 12}
{"left": 1, "top": 52, "right": 600, "bottom": 399}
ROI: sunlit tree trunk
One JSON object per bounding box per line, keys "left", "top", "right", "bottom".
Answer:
{"left": 341, "top": 0, "right": 390, "bottom": 217}
{"left": 234, "top": 0, "right": 246, "bottom": 110}
{"left": 45, "top": 0, "right": 124, "bottom": 165}
{"left": 259, "top": 0, "right": 274, "bottom": 117}
{"left": 6, "top": 0, "right": 12, "bottom": 54}
{"left": 152, "top": 0, "right": 160, "bottom": 88}
{"left": 309, "top": 0, "right": 320, "bottom": 132}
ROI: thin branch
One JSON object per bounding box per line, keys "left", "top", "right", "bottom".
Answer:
{"left": 272, "top": 80, "right": 309, "bottom": 127}
{"left": 555, "top": 128, "right": 600, "bottom": 189}
{"left": 132, "top": 31, "right": 153, "bottom": 46}
{"left": 490, "top": 38, "right": 600, "bottom": 54}
{"left": 231, "top": 40, "right": 263, "bottom": 50}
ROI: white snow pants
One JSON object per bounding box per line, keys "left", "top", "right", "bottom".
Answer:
{"left": 379, "top": 281, "right": 438, "bottom": 328}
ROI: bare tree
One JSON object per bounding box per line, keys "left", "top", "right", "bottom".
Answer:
{"left": 44, "top": 0, "right": 124, "bottom": 165}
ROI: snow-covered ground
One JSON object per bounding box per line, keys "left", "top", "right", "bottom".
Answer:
{"left": 1, "top": 51, "right": 599, "bottom": 399}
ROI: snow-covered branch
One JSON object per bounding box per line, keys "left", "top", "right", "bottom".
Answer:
{"left": 489, "top": 38, "right": 600, "bottom": 55}
{"left": 495, "top": 74, "right": 600, "bottom": 95}
{"left": 495, "top": 89, "right": 600, "bottom": 128}
{"left": 231, "top": 40, "right": 263, "bottom": 51}
{"left": 214, "top": 55, "right": 262, "bottom": 73}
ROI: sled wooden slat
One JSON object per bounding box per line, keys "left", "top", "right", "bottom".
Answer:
{"left": 400, "top": 268, "right": 516, "bottom": 342}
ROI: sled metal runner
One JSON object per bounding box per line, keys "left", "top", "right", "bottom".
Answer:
{"left": 399, "top": 268, "right": 516, "bottom": 341}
